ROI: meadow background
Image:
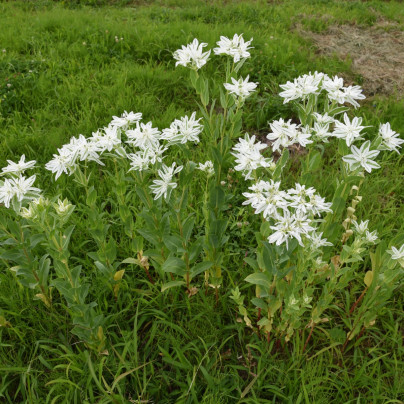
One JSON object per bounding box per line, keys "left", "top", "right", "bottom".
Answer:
{"left": 0, "top": 0, "right": 403, "bottom": 402}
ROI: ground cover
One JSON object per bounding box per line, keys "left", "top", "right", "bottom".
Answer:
{"left": 0, "top": 1, "right": 403, "bottom": 402}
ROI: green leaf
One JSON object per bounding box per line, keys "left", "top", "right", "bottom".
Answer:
{"left": 190, "top": 261, "right": 213, "bottom": 278}
{"left": 209, "top": 186, "right": 225, "bottom": 211}
{"left": 273, "top": 149, "right": 289, "bottom": 180}
{"left": 182, "top": 216, "right": 195, "bottom": 243}
{"left": 201, "top": 78, "right": 209, "bottom": 106}
{"left": 163, "top": 234, "right": 184, "bottom": 253}
{"left": 245, "top": 272, "right": 272, "bottom": 291}
{"left": 161, "top": 281, "right": 186, "bottom": 292}
{"left": 161, "top": 256, "right": 187, "bottom": 276}
{"left": 121, "top": 257, "right": 139, "bottom": 265}
{"left": 308, "top": 151, "right": 322, "bottom": 171}
{"left": 244, "top": 257, "right": 258, "bottom": 271}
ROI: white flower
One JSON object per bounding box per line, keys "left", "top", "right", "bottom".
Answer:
{"left": 312, "top": 123, "right": 333, "bottom": 142}
{"left": 94, "top": 125, "right": 122, "bottom": 152}
{"left": 197, "top": 160, "right": 214, "bottom": 175}
{"left": 127, "top": 145, "right": 167, "bottom": 172}
{"left": 342, "top": 141, "right": 380, "bottom": 173}
{"left": 232, "top": 134, "right": 271, "bottom": 180}
{"left": 223, "top": 75, "right": 258, "bottom": 101}
{"left": 75, "top": 135, "right": 104, "bottom": 164}
{"left": 110, "top": 111, "right": 142, "bottom": 129}
{"left": 289, "top": 126, "right": 313, "bottom": 148}
{"left": 364, "top": 230, "right": 378, "bottom": 244}
{"left": 333, "top": 113, "right": 367, "bottom": 147}
{"left": 126, "top": 122, "right": 161, "bottom": 149}
{"left": 242, "top": 180, "right": 288, "bottom": 219}
{"left": 213, "top": 33, "right": 253, "bottom": 63}
{"left": 268, "top": 210, "right": 313, "bottom": 248}
{"left": 309, "top": 231, "right": 333, "bottom": 250}
{"left": 45, "top": 147, "right": 77, "bottom": 179}
{"left": 322, "top": 75, "right": 345, "bottom": 103}
{"left": 173, "top": 39, "right": 211, "bottom": 70}
{"left": 54, "top": 198, "right": 73, "bottom": 216}
{"left": 149, "top": 163, "right": 183, "bottom": 200}
{"left": 352, "top": 219, "right": 369, "bottom": 235}
{"left": 306, "top": 194, "right": 333, "bottom": 216}
{"left": 267, "top": 118, "right": 299, "bottom": 152}
{"left": 378, "top": 123, "right": 403, "bottom": 153}
{"left": 387, "top": 244, "right": 404, "bottom": 267}
{"left": 343, "top": 85, "right": 365, "bottom": 108}
{"left": 0, "top": 175, "right": 41, "bottom": 208}
{"left": 1, "top": 155, "right": 36, "bottom": 176}
{"left": 20, "top": 205, "right": 36, "bottom": 219}
{"left": 278, "top": 79, "right": 302, "bottom": 103}
{"left": 279, "top": 72, "right": 325, "bottom": 103}
{"left": 312, "top": 113, "right": 335, "bottom": 125}
{"left": 161, "top": 112, "right": 203, "bottom": 144}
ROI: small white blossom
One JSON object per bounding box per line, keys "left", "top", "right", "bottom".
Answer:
{"left": 312, "top": 122, "right": 333, "bottom": 142}
{"left": 333, "top": 113, "right": 367, "bottom": 147}
{"left": 312, "top": 113, "right": 335, "bottom": 125}
{"left": 54, "top": 198, "right": 73, "bottom": 216}
{"left": 223, "top": 75, "right": 258, "bottom": 101}
{"left": 343, "top": 85, "right": 366, "bottom": 108}
{"left": 126, "top": 122, "right": 161, "bottom": 150}
{"left": 267, "top": 118, "right": 301, "bottom": 152}
{"left": 197, "top": 160, "right": 214, "bottom": 175}
{"left": 110, "top": 111, "right": 142, "bottom": 129}
{"left": 232, "top": 134, "right": 271, "bottom": 180}
{"left": 309, "top": 231, "right": 333, "bottom": 250}
{"left": 342, "top": 141, "right": 380, "bottom": 173}
{"left": 161, "top": 112, "right": 203, "bottom": 144}
{"left": 213, "top": 33, "right": 253, "bottom": 63}
{"left": 1, "top": 155, "right": 36, "bottom": 176}
{"left": 0, "top": 175, "right": 41, "bottom": 209}
{"left": 173, "top": 39, "right": 211, "bottom": 70}
{"left": 387, "top": 245, "right": 404, "bottom": 267}
{"left": 149, "top": 163, "right": 183, "bottom": 200}
{"left": 95, "top": 125, "right": 122, "bottom": 152}
{"left": 279, "top": 72, "right": 325, "bottom": 103}
{"left": 378, "top": 123, "right": 403, "bottom": 153}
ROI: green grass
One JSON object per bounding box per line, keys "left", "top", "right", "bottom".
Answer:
{"left": 0, "top": 0, "right": 403, "bottom": 402}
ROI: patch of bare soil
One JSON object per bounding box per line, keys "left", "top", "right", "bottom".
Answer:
{"left": 297, "top": 21, "right": 404, "bottom": 96}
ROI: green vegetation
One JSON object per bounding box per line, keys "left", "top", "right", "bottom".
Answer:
{"left": 0, "top": 1, "right": 403, "bottom": 402}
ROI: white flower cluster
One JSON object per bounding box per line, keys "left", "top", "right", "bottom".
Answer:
{"left": 43, "top": 109, "right": 206, "bottom": 201}
{"left": 213, "top": 34, "right": 253, "bottom": 63}
{"left": 161, "top": 112, "right": 203, "bottom": 144}
{"left": 173, "top": 39, "right": 211, "bottom": 70}
{"left": 197, "top": 160, "right": 214, "bottom": 175}
{"left": 232, "top": 134, "right": 273, "bottom": 180}
{"left": 387, "top": 244, "right": 404, "bottom": 268}
{"left": 342, "top": 141, "right": 380, "bottom": 173}
{"left": 279, "top": 72, "right": 365, "bottom": 108}
{"left": 150, "top": 163, "right": 183, "bottom": 200}
{"left": 267, "top": 118, "right": 312, "bottom": 152}
{"left": 243, "top": 181, "right": 332, "bottom": 248}
{"left": 174, "top": 34, "right": 253, "bottom": 71}
{"left": 223, "top": 75, "right": 258, "bottom": 102}
{"left": 273, "top": 76, "right": 402, "bottom": 174}
{"left": 0, "top": 155, "right": 41, "bottom": 209}
{"left": 378, "top": 123, "right": 404, "bottom": 153}
{"left": 351, "top": 220, "right": 378, "bottom": 245}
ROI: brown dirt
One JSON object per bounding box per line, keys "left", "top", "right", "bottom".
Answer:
{"left": 296, "top": 20, "right": 404, "bottom": 96}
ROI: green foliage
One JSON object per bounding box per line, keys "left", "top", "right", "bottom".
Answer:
{"left": 0, "top": 0, "right": 403, "bottom": 402}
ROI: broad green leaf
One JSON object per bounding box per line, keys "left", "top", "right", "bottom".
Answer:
{"left": 190, "top": 261, "right": 213, "bottom": 278}
{"left": 162, "top": 256, "right": 187, "bottom": 276}
{"left": 245, "top": 272, "right": 272, "bottom": 291}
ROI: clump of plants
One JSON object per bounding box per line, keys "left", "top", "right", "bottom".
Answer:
{"left": 0, "top": 34, "right": 402, "bottom": 353}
